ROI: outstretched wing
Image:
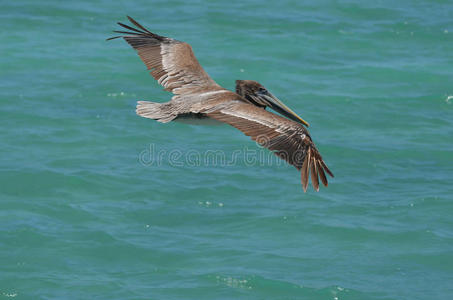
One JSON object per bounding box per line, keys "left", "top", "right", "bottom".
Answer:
{"left": 202, "top": 101, "right": 334, "bottom": 192}
{"left": 108, "top": 16, "right": 222, "bottom": 95}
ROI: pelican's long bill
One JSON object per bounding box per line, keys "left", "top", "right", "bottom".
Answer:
{"left": 261, "top": 92, "right": 310, "bottom": 127}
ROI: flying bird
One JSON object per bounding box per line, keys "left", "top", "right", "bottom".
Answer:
{"left": 108, "top": 16, "right": 333, "bottom": 191}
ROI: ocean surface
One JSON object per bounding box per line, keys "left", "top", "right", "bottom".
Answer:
{"left": 1, "top": 1, "right": 453, "bottom": 299}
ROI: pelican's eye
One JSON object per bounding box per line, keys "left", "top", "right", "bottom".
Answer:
{"left": 257, "top": 87, "right": 267, "bottom": 95}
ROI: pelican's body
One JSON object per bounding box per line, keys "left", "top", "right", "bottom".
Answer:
{"left": 109, "top": 17, "right": 333, "bottom": 191}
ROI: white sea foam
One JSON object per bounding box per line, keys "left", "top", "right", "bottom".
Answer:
{"left": 107, "top": 92, "right": 136, "bottom": 97}
{"left": 216, "top": 275, "right": 250, "bottom": 289}
{"left": 2, "top": 292, "right": 17, "bottom": 298}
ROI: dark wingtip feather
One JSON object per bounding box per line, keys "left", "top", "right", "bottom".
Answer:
{"left": 118, "top": 22, "right": 146, "bottom": 34}
{"left": 301, "top": 150, "right": 311, "bottom": 192}
{"left": 300, "top": 171, "right": 307, "bottom": 193}
{"left": 127, "top": 16, "right": 167, "bottom": 41}
{"left": 311, "top": 156, "right": 320, "bottom": 192}
{"left": 106, "top": 31, "right": 140, "bottom": 41}
{"left": 108, "top": 16, "right": 167, "bottom": 43}
{"left": 106, "top": 36, "right": 121, "bottom": 41}
{"left": 317, "top": 160, "right": 328, "bottom": 187}
{"left": 113, "top": 30, "right": 141, "bottom": 35}
{"left": 301, "top": 160, "right": 308, "bottom": 193}
{"left": 320, "top": 160, "right": 334, "bottom": 178}
{"left": 127, "top": 16, "right": 152, "bottom": 34}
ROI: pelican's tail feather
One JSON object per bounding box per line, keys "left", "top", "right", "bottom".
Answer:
{"left": 136, "top": 101, "right": 176, "bottom": 123}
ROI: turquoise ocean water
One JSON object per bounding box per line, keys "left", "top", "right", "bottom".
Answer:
{"left": 1, "top": 1, "right": 453, "bottom": 299}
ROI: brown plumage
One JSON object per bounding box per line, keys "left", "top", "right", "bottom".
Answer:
{"left": 109, "top": 16, "right": 333, "bottom": 192}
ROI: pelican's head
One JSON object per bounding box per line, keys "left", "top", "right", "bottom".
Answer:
{"left": 235, "top": 80, "right": 309, "bottom": 127}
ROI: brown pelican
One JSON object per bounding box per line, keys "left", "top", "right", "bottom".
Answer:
{"left": 108, "top": 16, "right": 333, "bottom": 191}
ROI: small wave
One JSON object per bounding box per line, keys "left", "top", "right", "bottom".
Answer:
{"left": 2, "top": 292, "right": 18, "bottom": 298}
{"left": 216, "top": 275, "right": 251, "bottom": 289}
{"left": 107, "top": 92, "right": 136, "bottom": 97}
